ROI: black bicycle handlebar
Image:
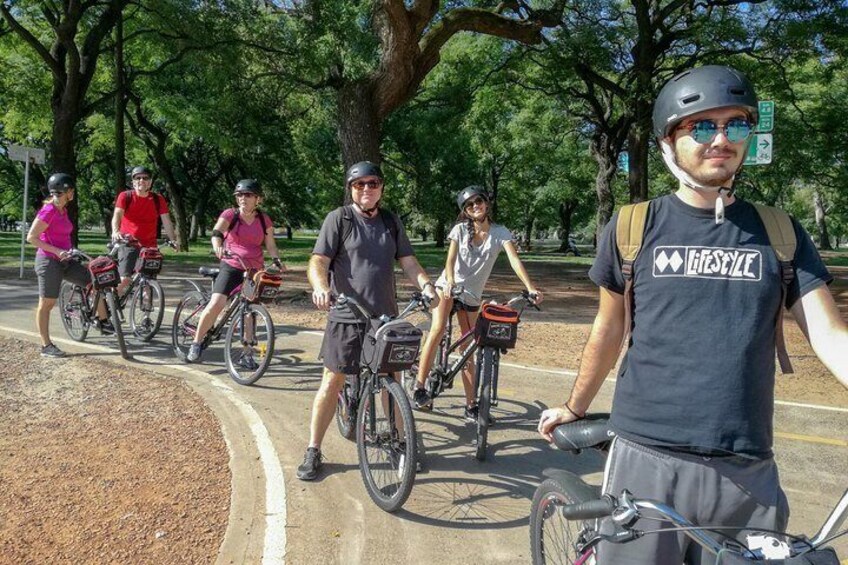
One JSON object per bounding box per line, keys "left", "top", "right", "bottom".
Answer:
{"left": 561, "top": 495, "right": 617, "bottom": 520}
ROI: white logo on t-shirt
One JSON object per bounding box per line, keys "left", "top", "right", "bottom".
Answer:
{"left": 653, "top": 246, "right": 762, "bottom": 281}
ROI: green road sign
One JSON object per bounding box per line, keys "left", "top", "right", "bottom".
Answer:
{"left": 744, "top": 133, "right": 772, "bottom": 165}
{"left": 756, "top": 100, "right": 774, "bottom": 133}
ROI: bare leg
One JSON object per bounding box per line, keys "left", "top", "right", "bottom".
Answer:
{"left": 308, "top": 368, "right": 346, "bottom": 448}
{"left": 192, "top": 294, "right": 228, "bottom": 345}
{"left": 36, "top": 298, "right": 55, "bottom": 346}
{"left": 458, "top": 309, "right": 481, "bottom": 407}
{"left": 415, "top": 290, "right": 452, "bottom": 388}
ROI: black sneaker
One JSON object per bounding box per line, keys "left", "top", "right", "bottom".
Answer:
{"left": 413, "top": 388, "right": 433, "bottom": 410}
{"left": 95, "top": 318, "right": 115, "bottom": 335}
{"left": 40, "top": 343, "right": 66, "bottom": 358}
{"left": 186, "top": 343, "right": 202, "bottom": 363}
{"left": 296, "top": 447, "right": 322, "bottom": 481}
{"left": 464, "top": 405, "right": 495, "bottom": 425}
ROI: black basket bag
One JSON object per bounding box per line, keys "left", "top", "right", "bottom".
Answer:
{"left": 361, "top": 318, "right": 423, "bottom": 373}
{"left": 475, "top": 303, "right": 520, "bottom": 349}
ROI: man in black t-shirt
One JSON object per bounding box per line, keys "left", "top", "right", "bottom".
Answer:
{"left": 296, "top": 161, "right": 437, "bottom": 482}
{"left": 538, "top": 66, "right": 848, "bottom": 564}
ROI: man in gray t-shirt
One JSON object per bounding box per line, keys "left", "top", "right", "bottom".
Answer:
{"left": 296, "top": 161, "right": 438, "bottom": 482}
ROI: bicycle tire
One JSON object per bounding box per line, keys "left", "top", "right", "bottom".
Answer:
{"left": 59, "top": 282, "right": 90, "bottom": 342}
{"left": 530, "top": 477, "right": 600, "bottom": 565}
{"left": 223, "top": 302, "right": 275, "bottom": 386}
{"left": 171, "top": 290, "right": 206, "bottom": 361}
{"left": 336, "top": 379, "right": 356, "bottom": 441}
{"left": 106, "top": 291, "right": 130, "bottom": 359}
{"left": 475, "top": 347, "right": 494, "bottom": 461}
{"left": 128, "top": 278, "right": 165, "bottom": 341}
{"left": 356, "top": 376, "right": 417, "bottom": 512}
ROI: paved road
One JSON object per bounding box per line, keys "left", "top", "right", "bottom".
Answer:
{"left": 1, "top": 275, "right": 846, "bottom": 564}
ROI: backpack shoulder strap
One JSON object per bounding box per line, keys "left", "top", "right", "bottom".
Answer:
{"left": 258, "top": 210, "right": 268, "bottom": 235}
{"left": 752, "top": 203, "right": 797, "bottom": 374}
{"left": 752, "top": 203, "right": 797, "bottom": 267}
{"left": 615, "top": 200, "right": 650, "bottom": 352}
{"left": 152, "top": 193, "right": 163, "bottom": 215}
{"left": 379, "top": 208, "right": 399, "bottom": 243}
{"left": 226, "top": 207, "right": 240, "bottom": 236}
{"left": 615, "top": 201, "right": 650, "bottom": 279}
{"left": 122, "top": 190, "right": 134, "bottom": 212}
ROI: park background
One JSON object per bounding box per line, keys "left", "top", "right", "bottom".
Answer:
{"left": 0, "top": 0, "right": 846, "bottom": 259}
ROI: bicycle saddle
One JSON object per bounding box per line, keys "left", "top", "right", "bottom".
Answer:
{"left": 552, "top": 414, "right": 615, "bottom": 453}
{"left": 198, "top": 266, "right": 220, "bottom": 279}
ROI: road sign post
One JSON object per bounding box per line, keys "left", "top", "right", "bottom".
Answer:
{"left": 6, "top": 144, "right": 46, "bottom": 279}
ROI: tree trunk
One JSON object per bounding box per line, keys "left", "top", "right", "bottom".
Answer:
{"left": 627, "top": 119, "right": 649, "bottom": 203}
{"left": 114, "top": 16, "right": 126, "bottom": 194}
{"left": 51, "top": 105, "right": 79, "bottom": 243}
{"left": 813, "top": 189, "right": 832, "bottom": 250}
{"left": 286, "top": 225, "right": 293, "bottom": 240}
{"left": 592, "top": 143, "right": 617, "bottom": 245}
{"left": 337, "top": 80, "right": 382, "bottom": 168}
{"left": 434, "top": 220, "right": 446, "bottom": 248}
{"left": 557, "top": 200, "right": 578, "bottom": 253}
{"left": 523, "top": 217, "right": 534, "bottom": 251}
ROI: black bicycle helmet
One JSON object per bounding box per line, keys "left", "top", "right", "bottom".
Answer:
{"left": 131, "top": 165, "right": 152, "bottom": 179}
{"left": 456, "top": 185, "right": 488, "bottom": 211}
{"left": 652, "top": 65, "right": 759, "bottom": 139}
{"left": 47, "top": 173, "right": 74, "bottom": 194}
{"left": 345, "top": 161, "right": 383, "bottom": 187}
{"left": 234, "top": 179, "right": 262, "bottom": 196}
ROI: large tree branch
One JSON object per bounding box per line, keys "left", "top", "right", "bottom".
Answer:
{"left": 0, "top": 4, "right": 64, "bottom": 78}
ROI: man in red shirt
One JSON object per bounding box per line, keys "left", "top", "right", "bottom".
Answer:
{"left": 110, "top": 166, "right": 177, "bottom": 293}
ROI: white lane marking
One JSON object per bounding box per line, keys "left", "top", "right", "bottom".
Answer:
{"left": 0, "top": 324, "right": 287, "bottom": 565}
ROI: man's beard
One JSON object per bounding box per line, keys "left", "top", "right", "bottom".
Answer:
{"left": 677, "top": 149, "right": 738, "bottom": 188}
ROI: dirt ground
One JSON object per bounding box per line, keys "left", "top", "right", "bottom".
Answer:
{"left": 0, "top": 336, "right": 230, "bottom": 564}
{"left": 1, "top": 258, "right": 845, "bottom": 563}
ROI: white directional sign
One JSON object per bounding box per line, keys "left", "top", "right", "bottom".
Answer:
{"left": 6, "top": 144, "right": 46, "bottom": 165}
{"left": 744, "top": 133, "right": 773, "bottom": 165}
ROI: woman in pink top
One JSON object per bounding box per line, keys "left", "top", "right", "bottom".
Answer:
{"left": 186, "top": 179, "right": 284, "bottom": 365}
{"left": 27, "top": 173, "right": 107, "bottom": 357}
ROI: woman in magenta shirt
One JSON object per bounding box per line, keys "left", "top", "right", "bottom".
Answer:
{"left": 27, "top": 173, "right": 107, "bottom": 357}
{"left": 186, "top": 179, "right": 283, "bottom": 366}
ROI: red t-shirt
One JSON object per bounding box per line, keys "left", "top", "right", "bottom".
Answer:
{"left": 115, "top": 191, "right": 168, "bottom": 247}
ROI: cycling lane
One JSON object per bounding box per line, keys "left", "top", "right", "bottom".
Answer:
{"left": 0, "top": 277, "right": 846, "bottom": 563}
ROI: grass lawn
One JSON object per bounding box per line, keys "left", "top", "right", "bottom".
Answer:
{"left": 0, "top": 230, "right": 595, "bottom": 271}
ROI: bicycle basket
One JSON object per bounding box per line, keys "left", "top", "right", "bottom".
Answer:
{"left": 715, "top": 548, "right": 839, "bottom": 564}
{"left": 88, "top": 256, "right": 119, "bottom": 289}
{"left": 361, "top": 318, "right": 422, "bottom": 373}
{"left": 134, "top": 247, "right": 163, "bottom": 276}
{"left": 475, "top": 304, "right": 519, "bottom": 349}
{"left": 250, "top": 269, "right": 282, "bottom": 303}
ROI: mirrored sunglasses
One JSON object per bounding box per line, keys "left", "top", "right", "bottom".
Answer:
{"left": 351, "top": 180, "right": 383, "bottom": 190}
{"left": 680, "top": 118, "right": 753, "bottom": 145}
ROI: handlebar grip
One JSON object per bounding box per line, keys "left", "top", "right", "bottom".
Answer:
{"left": 561, "top": 496, "right": 616, "bottom": 520}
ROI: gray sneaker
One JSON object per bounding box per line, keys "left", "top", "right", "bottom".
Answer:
{"left": 186, "top": 342, "right": 202, "bottom": 363}
{"left": 40, "top": 343, "right": 66, "bottom": 358}
{"left": 296, "top": 447, "right": 322, "bottom": 481}
{"left": 236, "top": 351, "right": 259, "bottom": 371}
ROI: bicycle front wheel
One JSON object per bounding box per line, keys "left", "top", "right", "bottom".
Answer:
{"left": 171, "top": 291, "right": 206, "bottom": 361}
{"left": 356, "top": 375, "right": 417, "bottom": 512}
{"left": 475, "top": 347, "right": 495, "bottom": 461}
{"left": 223, "top": 302, "right": 275, "bottom": 386}
{"left": 530, "top": 477, "right": 601, "bottom": 565}
{"left": 128, "top": 278, "right": 165, "bottom": 341}
{"left": 105, "top": 291, "right": 129, "bottom": 359}
{"left": 59, "top": 282, "right": 90, "bottom": 342}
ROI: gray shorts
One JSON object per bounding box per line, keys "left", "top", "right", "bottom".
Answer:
{"left": 319, "top": 320, "right": 366, "bottom": 375}
{"left": 597, "top": 437, "right": 789, "bottom": 565}
{"left": 117, "top": 246, "right": 141, "bottom": 277}
{"left": 34, "top": 255, "right": 90, "bottom": 299}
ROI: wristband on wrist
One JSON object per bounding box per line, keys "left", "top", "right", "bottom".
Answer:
{"left": 422, "top": 282, "right": 434, "bottom": 291}
{"left": 563, "top": 402, "right": 584, "bottom": 420}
